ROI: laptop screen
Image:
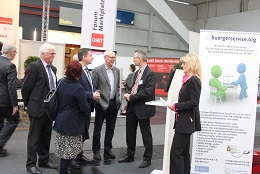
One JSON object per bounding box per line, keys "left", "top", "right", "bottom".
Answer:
{"left": 223, "top": 76, "right": 234, "bottom": 84}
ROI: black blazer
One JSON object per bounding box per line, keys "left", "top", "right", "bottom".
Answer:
{"left": 79, "top": 69, "right": 95, "bottom": 112}
{"left": 0, "top": 56, "right": 18, "bottom": 107}
{"left": 53, "top": 78, "right": 90, "bottom": 136}
{"left": 129, "top": 66, "right": 156, "bottom": 119}
{"left": 21, "top": 59, "right": 57, "bottom": 117}
{"left": 174, "top": 75, "right": 201, "bottom": 134}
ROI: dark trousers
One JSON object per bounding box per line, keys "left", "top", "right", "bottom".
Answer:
{"left": 92, "top": 100, "right": 117, "bottom": 153}
{"left": 0, "top": 107, "right": 20, "bottom": 148}
{"left": 170, "top": 132, "right": 191, "bottom": 174}
{"left": 126, "top": 103, "right": 153, "bottom": 161}
{"left": 26, "top": 114, "right": 53, "bottom": 168}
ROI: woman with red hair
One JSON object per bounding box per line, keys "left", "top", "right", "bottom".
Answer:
{"left": 53, "top": 60, "right": 90, "bottom": 174}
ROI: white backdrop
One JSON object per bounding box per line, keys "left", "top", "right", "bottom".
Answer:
{"left": 18, "top": 40, "right": 65, "bottom": 80}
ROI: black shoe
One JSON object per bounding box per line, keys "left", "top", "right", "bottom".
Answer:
{"left": 93, "top": 152, "right": 101, "bottom": 161}
{"left": 138, "top": 161, "right": 151, "bottom": 168}
{"left": 118, "top": 156, "right": 134, "bottom": 163}
{"left": 27, "top": 166, "right": 42, "bottom": 174}
{"left": 38, "top": 162, "right": 58, "bottom": 169}
{"left": 0, "top": 148, "right": 7, "bottom": 157}
{"left": 77, "top": 155, "right": 97, "bottom": 164}
{"left": 70, "top": 159, "right": 81, "bottom": 169}
{"left": 104, "top": 150, "right": 116, "bottom": 159}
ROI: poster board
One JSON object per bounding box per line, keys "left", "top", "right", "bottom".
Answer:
{"left": 191, "top": 30, "right": 260, "bottom": 174}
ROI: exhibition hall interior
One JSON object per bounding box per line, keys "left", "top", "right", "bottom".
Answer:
{"left": 1, "top": 0, "right": 260, "bottom": 174}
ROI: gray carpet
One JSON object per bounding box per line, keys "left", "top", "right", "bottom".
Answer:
{"left": 50, "top": 145, "right": 164, "bottom": 174}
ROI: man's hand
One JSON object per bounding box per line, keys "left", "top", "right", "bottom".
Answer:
{"left": 93, "top": 90, "right": 100, "bottom": 101}
{"left": 12, "top": 106, "right": 18, "bottom": 115}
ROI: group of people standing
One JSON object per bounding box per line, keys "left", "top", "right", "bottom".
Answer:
{"left": 0, "top": 40, "right": 203, "bottom": 174}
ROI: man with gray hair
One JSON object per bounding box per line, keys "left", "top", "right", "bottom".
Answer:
{"left": 119, "top": 49, "right": 156, "bottom": 168}
{"left": 22, "top": 43, "right": 58, "bottom": 174}
{"left": 92, "top": 50, "right": 121, "bottom": 162}
{"left": 0, "top": 43, "right": 20, "bottom": 157}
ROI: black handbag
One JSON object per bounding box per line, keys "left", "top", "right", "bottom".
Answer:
{"left": 44, "top": 78, "right": 64, "bottom": 121}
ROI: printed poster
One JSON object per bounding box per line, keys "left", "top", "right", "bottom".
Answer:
{"left": 81, "top": 0, "right": 117, "bottom": 50}
{"left": 0, "top": 17, "right": 13, "bottom": 43}
{"left": 147, "top": 58, "right": 179, "bottom": 96}
{"left": 191, "top": 30, "right": 260, "bottom": 174}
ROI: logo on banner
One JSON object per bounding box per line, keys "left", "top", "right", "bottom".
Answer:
{"left": 91, "top": 33, "right": 104, "bottom": 47}
{"left": 0, "top": 35, "right": 7, "bottom": 38}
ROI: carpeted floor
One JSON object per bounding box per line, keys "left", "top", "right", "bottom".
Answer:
{"left": 49, "top": 145, "right": 164, "bottom": 174}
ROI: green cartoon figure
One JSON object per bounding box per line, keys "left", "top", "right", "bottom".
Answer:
{"left": 209, "top": 65, "right": 227, "bottom": 100}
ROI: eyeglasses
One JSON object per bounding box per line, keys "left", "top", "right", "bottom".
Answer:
{"left": 46, "top": 52, "right": 56, "bottom": 56}
{"left": 106, "top": 55, "right": 116, "bottom": 59}
{"left": 13, "top": 51, "right": 17, "bottom": 54}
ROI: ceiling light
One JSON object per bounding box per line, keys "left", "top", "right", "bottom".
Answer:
{"left": 167, "top": 0, "right": 190, "bottom": 5}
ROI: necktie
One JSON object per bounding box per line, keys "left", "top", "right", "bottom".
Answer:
{"left": 85, "top": 68, "right": 93, "bottom": 91}
{"left": 130, "top": 70, "right": 142, "bottom": 95}
{"left": 47, "top": 65, "right": 55, "bottom": 89}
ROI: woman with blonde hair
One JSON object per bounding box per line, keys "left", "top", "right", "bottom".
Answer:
{"left": 167, "top": 53, "right": 202, "bottom": 174}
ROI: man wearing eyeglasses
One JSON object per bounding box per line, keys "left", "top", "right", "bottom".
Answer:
{"left": 91, "top": 50, "right": 121, "bottom": 162}
{"left": 0, "top": 43, "right": 20, "bottom": 157}
{"left": 22, "top": 43, "right": 58, "bottom": 174}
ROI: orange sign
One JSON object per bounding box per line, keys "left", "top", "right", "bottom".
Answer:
{"left": 91, "top": 33, "right": 104, "bottom": 47}
{"left": 0, "top": 17, "right": 13, "bottom": 25}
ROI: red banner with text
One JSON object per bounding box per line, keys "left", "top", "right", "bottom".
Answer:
{"left": 147, "top": 58, "right": 180, "bottom": 96}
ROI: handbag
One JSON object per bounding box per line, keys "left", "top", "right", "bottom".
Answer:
{"left": 44, "top": 78, "right": 64, "bottom": 121}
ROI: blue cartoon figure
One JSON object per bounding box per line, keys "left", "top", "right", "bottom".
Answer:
{"left": 231, "top": 63, "right": 248, "bottom": 99}
{"left": 209, "top": 65, "right": 227, "bottom": 100}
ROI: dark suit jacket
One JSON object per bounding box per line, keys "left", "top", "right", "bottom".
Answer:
{"left": 0, "top": 56, "right": 18, "bottom": 107}
{"left": 92, "top": 64, "right": 121, "bottom": 111}
{"left": 174, "top": 75, "right": 201, "bottom": 134}
{"left": 53, "top": 78, "right": 90, "bottom": 136}
{"left": 79, "top": 69, "right": 95, "bottom": 112}
{"left": 125, "top": 72, "right": 135, "bottom": 93}
{"left": 129, "top": 66, "right": 156, "bottom": 119}
{"left": 21, "top": 59, "right": 57, "bottom": 117}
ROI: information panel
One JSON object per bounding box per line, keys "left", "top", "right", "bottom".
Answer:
{"left": 0, "top": 16, "right": 13, "bottom": 43}
{"left": 147, "top": 58, "right": 179, "bottom": 96}
{"left": 81, "top": 0, "right": 117, "bottom": 50}
{"left": 191, "top": 30, "right": 260, "bottom": 174}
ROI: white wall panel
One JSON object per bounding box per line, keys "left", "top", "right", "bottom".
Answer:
{"left": 248, "top": 0, "right": 260, "bottom": 11}
{"left": 195, "top": 9, "right": 260, "bottom": 33}
{"left": 116, "top": 28, "right": 148, "bottom": 46}
{"left": 182, "top": 20, "right": 195, "bottom": 31}
{"left": 118, "top": 0, "right": 150, "bottom": 13}
{"left": 216, "top": 0, "right": 240, "bottom": 16}
{"left": 135, "top": 30, "right": 148, "bottom": 45}
{"left": 115, "top": 27, "right": 123, "bottom": 43}
{"left": 153, "top": 16, "right": 171, "bottom": 33}
{"left": 179, "top": 5, "right": 197, "bottom": 21}
{"left": 166, "top": 2, "right": 197, "bottom": 21}
{"left": 134, "top": 13, "right": 150, "bottom": 30}
{"left": 197, "top": 1, "right": 217, "bottom": 20}
{"left": 115, "top": 44, "right": 186, "bottom": 57}
{"left": 152, "top": 32, "right": 178, "bottom": 49}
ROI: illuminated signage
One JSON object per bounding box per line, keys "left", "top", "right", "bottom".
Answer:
{"left": 59, "top": 7, "right": 135, "bottom": 27}
{"left": 116, "top": 10, "right": 135, "bottom": 25}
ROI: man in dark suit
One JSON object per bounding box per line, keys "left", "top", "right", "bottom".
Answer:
{"left": 92, "top": 50, "right": 121, "bottom": 161}
{"left": 70, "top": 48, "right": 100, "bottom": 167}
{"left": 119, "top": 48, "right": 156, "bottom": 168}
{"left": 0, "top": 41, "right": 4, "bottom": 133}
{"left": 22, "top": 43, "right": 58, "bottom": 174}
{"left": 0, "top": 43, "right": 20, "bottom": 157}
{"left": 0, "top": 41, "right": 3, "bottom": 55}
